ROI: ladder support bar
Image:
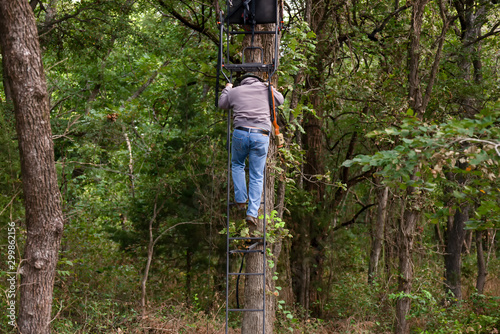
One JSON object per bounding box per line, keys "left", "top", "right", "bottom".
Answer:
{"left": 229, "top": 272, "right": 264, "bottom": 276}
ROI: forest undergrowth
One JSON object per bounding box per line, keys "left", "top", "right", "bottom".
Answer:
{"left": 24, "top": 229, "right": 500, "bottom": 334}
{"left": 43, "top": 268, "right": 500, "bottom": 334}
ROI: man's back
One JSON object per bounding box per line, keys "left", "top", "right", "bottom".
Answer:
{"left": 218, "top": 77, "right": 284, "bottom": 131}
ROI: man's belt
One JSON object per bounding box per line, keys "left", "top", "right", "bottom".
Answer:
{"left": 235, "top": 126, "right": 269, "bottom": 135}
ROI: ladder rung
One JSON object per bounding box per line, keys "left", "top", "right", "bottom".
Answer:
{"left": 229, "top": 30, "right": 277, "bottom": 35}
{"left": 228, "top": 309, "right": 264, "bottom": 312}
{"left": 229, "top": 249, "right": 264, "bottom": 254}
{"left": 223, "top": 63, "right": 274, "bottom": 72}
{"left": 229, "top": 272, "right": 264, "bottom": 276}
{"left": 229, "top": 237, "right": 264, "bottom": 240}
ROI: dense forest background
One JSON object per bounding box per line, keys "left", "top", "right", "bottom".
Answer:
{"left": 1, "top": 0, "right": 499, "bottom": 333}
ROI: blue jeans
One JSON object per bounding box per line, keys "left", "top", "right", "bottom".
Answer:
{"left": 231, "top": 128, "right": 270, "bottom": 218}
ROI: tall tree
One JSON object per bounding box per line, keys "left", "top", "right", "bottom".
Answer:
{"left": 395, "top": 0, "right": 449, "bottom": 332}
{"left": 443, "top": 0, "right": 489, "bottom": 300}
{"left": 368, "top": 183, "right": 389, "bottom": 283}
{"left": 0, "top": 1, "right": 64, "bottom": 333}
{"left": 240, "top": 10, "right": 283, "bottom": 334}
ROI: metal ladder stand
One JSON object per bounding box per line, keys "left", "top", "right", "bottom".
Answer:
{"left": 215, "top": 1, "right": 282, "bottom": 333}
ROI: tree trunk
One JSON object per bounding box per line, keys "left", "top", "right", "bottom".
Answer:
{"left": 434, "top": 223, "right": 444, "bottom": 251}
{"left": 274, "top": 72, "right": 303, "bottom": 306}
{"left": 395, "top": 202, "right": 419, "bottom": 334}
{"left": 463, "top": 230, "right": 473, "bottom": 254}
{"left": 141, "top": 234, "right": 154, "bottom": 317}
{"left": 242, "top": 122, "right": 281, "bottom": 334}
{"left": 395, "top": 1, "right": 428, "bottom": 332}
{"left": 368, "top": 185, "right": 389, "bottom": 283}
{"left": 0, "top": 1, "right": 65, "bottom": 334}
{"left": 443, "top": 158, "right": 469, "bottom": 300}
{"left": 303, "top": 89, "right": 325, "bottom": 200}
{"left": 442, "top": 0, "right": 486, "bottom": 302}
{"left": 444, "top": 201, "right": 468, "bottom": 299}
{"left": 1, "top": 45, "right": 13, "bottom": 101}
{"left": 384, "top": 201, "right": 397, "bottom": 280}
{"left": 186, "top": 250, "right": 192, "bottom": 306}
{"left": 475, "top": 230, "right": 486, "bottom": 294}
{"left": 453, "top": 0, "right": 485, "bottom": 118}
{"left": 241, "top": 13, "right": 282, "bottom": 332}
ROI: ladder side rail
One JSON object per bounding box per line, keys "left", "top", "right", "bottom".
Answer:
{"left": 268, "top": 0, "right": 280, "bottom": 80}
{"left": 262, "top": 163, "right": 266, "bottom": 334}
{"left": 224, "top": 12, "right": 232, "bottom": 73}
{"left": 273, "top": 7, "right": 280, "bottom": 77}
{"left": 219, "top": 11, "right": 231, "bottom": 82}
{"left": 216, "top": 12, "right": 231, "bottom": 109}
{"left": 225, "top": 107, "right": 232, "bottom": 334}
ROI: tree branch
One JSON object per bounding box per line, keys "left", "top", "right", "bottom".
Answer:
{"left": 367, "top": 3, "right": 411, "bottom": 41}
{"left": 153, "top": 221, "right": 206, "bottom": 246}
{"left": 158, "top": 0, "right": 218, "bottom": 45}
{"left": 462, "top": 20, "right": 500, "bottom": 48}
{"left": 422, "top": 0, "right": 454, "bottom": 111}
{"left": 332, "top": 203, "right": 376, "bottom": 231}
{"left": 121, "top": 60, "right": 171, "bottom": 108}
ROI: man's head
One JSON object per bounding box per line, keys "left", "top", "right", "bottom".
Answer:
{"left": 233, "top": 73, "right": 265, "bottom": 87}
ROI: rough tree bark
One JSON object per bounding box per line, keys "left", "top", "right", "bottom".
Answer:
{"left": 395, "top": 0, "right": 450, "bottom": 328}
{"left": 241, "top": 8, "right": 283, "bottom": 332}
{"left": 0, "top": 1, "right": 65, "bottom": 333}
{"left": 292, "top": 0, "right": 331, "bottom": 316}
{"left": 444, "top": 161, "right": 469, "bottom": 300}
{"left": 368, "top": 184, "right": 389, "bottom": 283}
{"left": 395, "top": 193, "right": 420, "bottom": 334}
{"left": 1, "top": 45, "right": 13, "bottom": 101}
{"left": 475, "top": 230, "right": 486, "bottom": 294}
{"left": 443, "top": 0, "right": 487, "bottom": 301}
{"left": 395, "top": 1, "right": 428, "bottom": 333}
{"left": 275, "top": 72, "right": 304, "bottom": 305}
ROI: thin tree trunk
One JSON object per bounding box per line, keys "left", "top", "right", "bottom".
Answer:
{"left": 395, "top": 201, "right": 419, "bottom": 334}
{"left": 186, "top": 250, "right": 192, "bottom": 306}
{"left": 0, "top": 1, "right": 65, "bottom": 333}
{"left": 463, "top": 230, "right": 473, "bottom": 254}
{"left": 1, "top": 46, "right": 13, "bottom": 102}
{"left": 444, "top": 202, "right": 468, "bottom": 299}
{"left": 123, "top": 130, "right": 135, "bottom": 198}
{"left": 369, "top": 185, "right": 389, "bottom": 283}
{"left": 434, "top": 223, "right": 444, "bottom": 251}
{"left": 475, "top": 230, "right": 486, "bottom": 294}
{"left": 140, "top": 216, "right": 199, "bottom": 318}
{"left": 141, "top": 232, "right": 154, "bottom": 317}
{"left": 486, "top": 230, "right": 496, "bottom": 269}
{"left": 291, "top": 0, "right": 335, "bottom": 315}
{"left": 140, "top": 198, "right": 164, "bottom": 317}
{"left": 140, "top": 206, "right": 157, "bottom": 317}
{"left": 395, "top": 1, "right": 429, "bottom": 332}
{"left": 442, "top": 1, "right": 487, "bottom": 302}
{"left": 274, "top": 72, "right": 303, "bottom": 305}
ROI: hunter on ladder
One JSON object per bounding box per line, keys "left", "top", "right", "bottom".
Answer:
{"left": 218, "top": 74, "right": 284, "bottom": 226}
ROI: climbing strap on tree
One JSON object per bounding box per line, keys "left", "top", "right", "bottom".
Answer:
{"left": 268, "top": 81, "right": 284, "bottom": 147}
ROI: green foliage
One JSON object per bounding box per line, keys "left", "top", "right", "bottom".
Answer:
{"left": 343, "top": 105, "right": 500, "bottom": 228}
{"left": 2, "top": 0, "right": 500, "bottom": 333}
{"left": 389, "top": 291, "right": 500, "bottom": 333}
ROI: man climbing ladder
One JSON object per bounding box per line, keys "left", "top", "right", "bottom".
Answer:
{"left": 218, "top": 74, "right": 284, "bottom": 225}
{"left": 216, "top": 1, "right": 284, "bottom": 332}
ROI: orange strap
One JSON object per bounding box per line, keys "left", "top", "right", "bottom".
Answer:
{"left": 270, "top": 84, "right": 280, "bottom": 136}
